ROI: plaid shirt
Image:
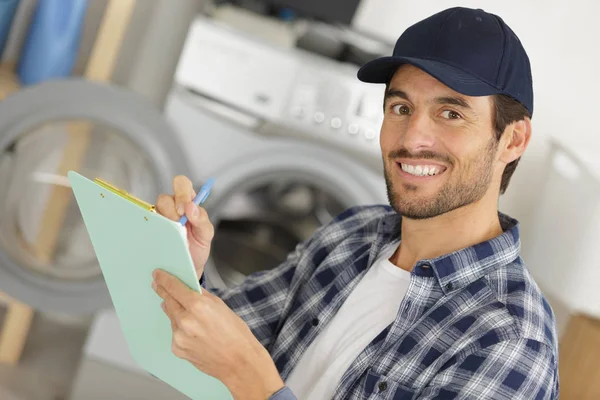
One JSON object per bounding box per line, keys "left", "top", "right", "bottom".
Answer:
{"left": 208, "top": 205, "right": 559, "bottom": 399}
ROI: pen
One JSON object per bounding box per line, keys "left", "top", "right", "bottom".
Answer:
{"left": 179, "top": 177, "right": 215, "bottom": 226}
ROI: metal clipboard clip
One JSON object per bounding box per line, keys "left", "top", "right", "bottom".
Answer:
{"left": 94, "top": 178, "right": 157, "bottom": 213}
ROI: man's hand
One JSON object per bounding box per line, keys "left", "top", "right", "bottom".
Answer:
{"left": 152, "top": 269, "right": 285, "bottom": 400}
{"left": 156, "top": 175, "right": 214, "bottom": 277}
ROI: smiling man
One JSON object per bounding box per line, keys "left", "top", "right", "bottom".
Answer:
{"left": 153, "top": 7, "right": 559, "bottom": 400}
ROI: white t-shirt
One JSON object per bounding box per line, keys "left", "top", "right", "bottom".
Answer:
{"left": 285, "top": 240, "right": 410, "bottom": 400}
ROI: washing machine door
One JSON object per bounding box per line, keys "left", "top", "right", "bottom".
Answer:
{"left": 200, "top": 142, "right": 388, "bottom": 290}
{"left": 0, "top": 79, "right": 192, "bottom": 314}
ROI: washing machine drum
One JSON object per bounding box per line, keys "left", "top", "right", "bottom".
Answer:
{"left": 0, "top": 80, "right": 192, "bottom": 314}
{"left": 206, "top": 180, "right": 348, "bottom": 289}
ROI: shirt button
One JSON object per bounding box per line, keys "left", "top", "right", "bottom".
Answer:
{"left": 378, "top": 381, "right": 388, "bottom": 392}
{"left": 311, "top": 318, "right": 319, "bottom": 327}
{"left": 446, "top": 282, "right": 454, "bottom": 291}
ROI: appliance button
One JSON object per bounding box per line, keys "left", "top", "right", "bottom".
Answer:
{"left": 314, "top": 112, "right": 325, "bottom": 123}
{"left": 365, "top": 129, "right": 377, "bottom": 140}
{"left": 330, "top": 117, "right": 342, "bottom": 129}
{"left": 348, "top": 123, "right": 360, "bottom": 135}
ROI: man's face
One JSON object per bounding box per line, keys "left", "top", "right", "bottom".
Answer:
{"left": 381, "top": 64, "right": 501, "bottom": 220}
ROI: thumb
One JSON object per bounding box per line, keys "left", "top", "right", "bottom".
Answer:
{"left": 184, "top": 202, "right": 215, "bottom": 249}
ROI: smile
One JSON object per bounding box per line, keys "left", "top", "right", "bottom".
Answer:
{"left": 397, "top": 161, "right": 448, "bottom": 178}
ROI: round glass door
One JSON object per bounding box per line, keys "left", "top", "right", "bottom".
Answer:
{"left": 199, "top": 145, "right": 388, "bottom": 290}
{"left": 0, "top": 80, "right": 192, "bottom": 314}
{"left": 0, "top": 119, "right": 158, "bottom": 280}
{"left": 211, "top": 178, "right": 347, "bottom": 288}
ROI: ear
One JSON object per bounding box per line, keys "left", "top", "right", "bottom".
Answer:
{"left": 498, "top": 118, "right": 532, "bottom": 164}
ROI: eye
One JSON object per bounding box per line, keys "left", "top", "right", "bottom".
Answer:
{"left": 440, "top": 110, "right": 461, "bottom": 119}
{"left": 392, "top": 104, "right": 411, "bottom": 115}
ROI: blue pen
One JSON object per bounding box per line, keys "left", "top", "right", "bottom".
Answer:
{"left": 179, "top": 177, "right": 215, "bottom": 226}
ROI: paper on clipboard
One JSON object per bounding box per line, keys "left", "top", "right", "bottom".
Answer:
{"left": 68, "top": 170, "right": 232, "bottom": 400}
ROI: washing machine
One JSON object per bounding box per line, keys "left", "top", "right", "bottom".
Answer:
{"left": 66, "top": 15, "right": 390, "bottom": 399}
{"left": 0, "top": 79, "right": 194, "bottom": 316}
{"left": 165, "top": 16, "right": 388, "bottom": 290}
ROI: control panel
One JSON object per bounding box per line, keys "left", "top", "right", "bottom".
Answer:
{"left": 282, "top": 65, "right": 384, "bottom": 159}
{"left": 174, "top": 16, "right": 386, "bottom": 162}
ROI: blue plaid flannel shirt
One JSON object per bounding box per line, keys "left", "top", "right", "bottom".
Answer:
{"left": 206, "top": 205, "right": 560, "bottom": 399}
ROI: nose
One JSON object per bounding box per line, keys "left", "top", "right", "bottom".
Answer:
{"left": 401, "top": 111, "right": 436, "bottom": 152}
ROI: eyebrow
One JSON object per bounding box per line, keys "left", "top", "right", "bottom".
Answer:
{"left": 384, "top": 89, "right": 410, "bottom": 103}
{"left": 434, "top": 96, "right": 472, "bottom": 110}
{"left": 384, "top": 88, "right": 473, "bottom": 110}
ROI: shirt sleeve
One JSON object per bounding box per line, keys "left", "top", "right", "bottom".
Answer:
{"left": 418, "top": 339, "right": 559, "bottom": 399}
{"left": 268, "top": 386, "right": 297, "bottom": 400}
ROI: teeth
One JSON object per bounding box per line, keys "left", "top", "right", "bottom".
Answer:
{"left": 401, "top": 163, "right": 441, "bottom": 177}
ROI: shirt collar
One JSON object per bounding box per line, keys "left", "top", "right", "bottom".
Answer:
{"left": 378, "top": 211, "right": 521, "bottom": 294}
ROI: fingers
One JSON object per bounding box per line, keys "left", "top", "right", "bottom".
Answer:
{"left": 153, "top": 270, "right": 198, "bottom": 310}
{"left": 161, "top": 299, "right": 193, "bottom": 360}
{"left": 154, "top": 282, "right": 185, "bottom": 313}
{"left": 155, "top": 175, "right": 196, "bottom": 221}
{"left": 162, "top": 298, "right": 202, "bottom": 343}
{"left": 156, "top": 194, "right": 179, "bottom": 221}
{"left": 154, "top": 272, "right": 204, "bottom": 362}
{"left": 161, "top": 300, "right": 178, "bottom": 331}
{"left": 154, "top": 280, "right": 185, "bottom": 332}
{"left": 173, "top": 175, "right": 195, "bottom": 217}
{"left": 185, "top": 202, "right": 215, "bottom": 247}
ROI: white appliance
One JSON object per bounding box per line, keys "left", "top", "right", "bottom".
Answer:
{"left": 69, "top": 15, "right": 390, "bottom": 399}
{"left": 166, "top": 15, "right": 388, "bottom": 289}
{"left": 521, "top": 136, "right": 600, "bottom": 337}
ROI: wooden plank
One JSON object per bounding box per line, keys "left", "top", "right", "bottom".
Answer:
{"left": 0, "top": 63, "right": 31, "bottom": 366}
{"left": 33, "top": 0, "right": 137, "bottom": 264}
{"left": 32, "top": 121, "right": 92, "bottom": 264}
{"left": 85, "top": 0, "right": 137, "bottom": 82}
{"left": 559, "top": 314, "right": 600, "bottom": 399}
{"left": 0, "top": 296, "right": 34, "bottom": 365}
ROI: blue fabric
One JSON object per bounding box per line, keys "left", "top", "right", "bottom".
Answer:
{"left": 17, "top": 0, "right": 89, "bottom": 85}
{"left": 207, "top": 205, "right": 559, "bottom": 399}
{"left": 268, "top": 386, "right": 296, "bottom": 400}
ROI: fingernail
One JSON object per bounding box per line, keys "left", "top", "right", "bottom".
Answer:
{"left": 177, "top": 204, "right": 184, "bottom": 216}
{"left": 192, "top": 207, "right": 199, "bottom": 218}
{"left": 151, "top": 281, "right": 157, "bottom": 291}
{"left": 152, "top": 270, "right": 158, "bottom": 279}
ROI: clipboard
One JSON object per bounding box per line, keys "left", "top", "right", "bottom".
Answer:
{"left": 68, "top": 171, "right": 233, "bottom": 400}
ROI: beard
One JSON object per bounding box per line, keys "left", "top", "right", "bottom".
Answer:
{"left": 384, "top": 139, "right": 498, "bottom": 220}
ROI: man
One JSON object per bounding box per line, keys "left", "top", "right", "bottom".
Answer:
{"left": 151, "top": 7, "right": 559, "bottom": 400}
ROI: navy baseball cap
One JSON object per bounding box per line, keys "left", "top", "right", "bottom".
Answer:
{"left": 358, "top": 7, "right": 534, "bottom": 115}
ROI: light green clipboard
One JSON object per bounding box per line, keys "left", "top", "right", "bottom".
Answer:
{"left": 68, "top": 171, "right": 233, "bottom": 400}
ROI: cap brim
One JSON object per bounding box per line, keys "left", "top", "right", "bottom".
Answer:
{"left": 357, "top": 56, "right": 501, "bottom": 97}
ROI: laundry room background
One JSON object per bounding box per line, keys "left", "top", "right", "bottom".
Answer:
{"left": 0, "top": 0, "right": 598, "bottom": 399}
